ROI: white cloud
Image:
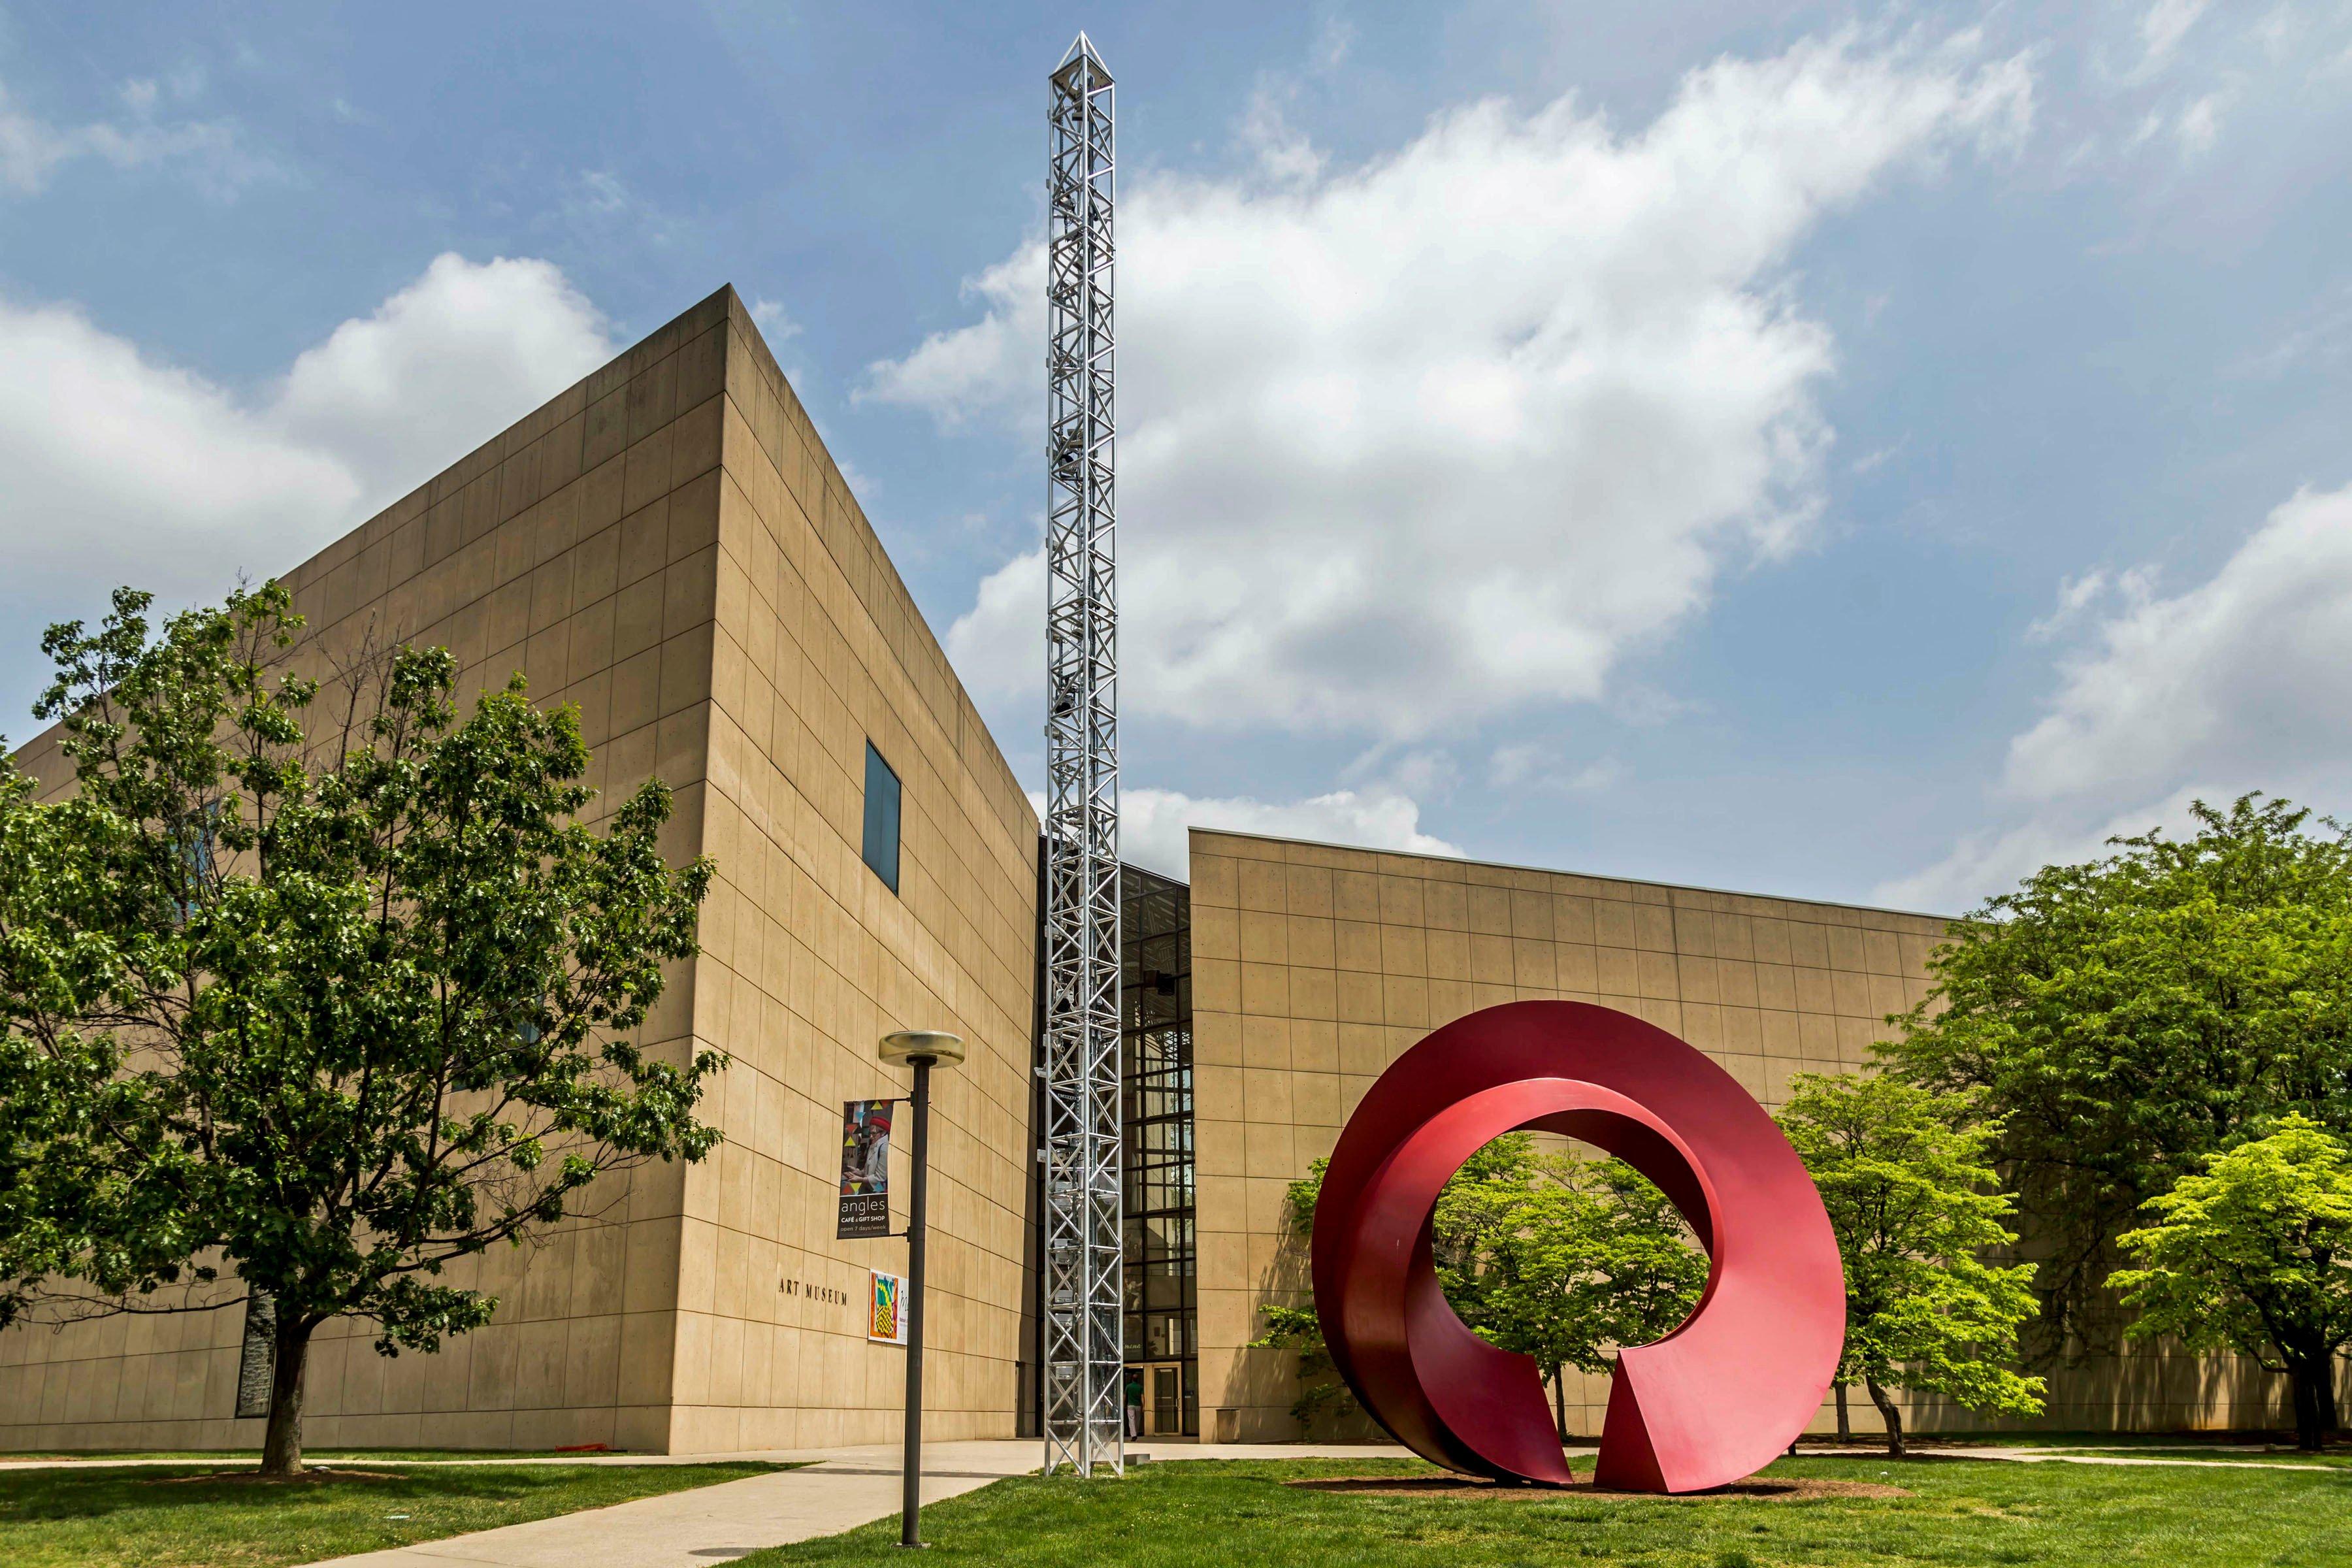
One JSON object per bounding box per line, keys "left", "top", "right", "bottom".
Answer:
{"left": 1036, "top": 784, "right": 1464, "bottom": 880}
{"left": 275, "top": 252, "right": 612, "bottom": 499}
{"left": 0, "top": 300, "right": 363, "bottom": 600}
{"left": 881, "top": 33, "right": 2033, "bottom": 740}
{"left": 2175, "top": 88, "right": 2227, "bottom": 153}
{"left": 1236, "top": 87, "right": 1328, "bottom": 185}
{"left": 2023, "top": 566, "right": 2155, "bottom": 643}
{"left": 0, "top": 253, "right": 612, "bottom": 606}
{"left": 2232, "top": 281, "right": 2352, "bottom": 379}
{"left": 862, "top": 246, "right": 1034, "bottom": 431}
{"left": 2025, "top": 570, "right": 2109, "bottom": 642}
{"left": 2005, "top": 484, "right": 2352, "bottom": 802}
{"left": 570, "top": 169, "right": 631, "bottom": 218}
{"left": 749, "top": 298, "right": 802, "bottom": 340}
{"left": 2138, "top": 0, "right": 2212, "bottom": 72}
{"left": 1873, "top": 785, "right": 2215, "bottom": 913}
{"left": 1490, "top": 742, "right": 1624, "bottom": 793}
{"left": 1884, "top": 483, "right": 2352, "bottom": 908}
{"left": 0, "top": 76, "right": 256, "bottom": 195}
{"left": 1311, "top": 16, "right": 1356, "bottom": 76}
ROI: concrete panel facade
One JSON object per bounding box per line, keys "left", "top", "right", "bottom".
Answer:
{"left": 1186, "top": 826, "right": 2320, "bottom": 1443}
{"left": 0, "top": 287, "right": 1039, "bottom": 1454}
{"left": 2, "top": 283, "right": 2328, "bottom": 1455}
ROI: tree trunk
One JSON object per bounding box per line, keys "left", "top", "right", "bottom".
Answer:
{"left": 1552, "top": 1367, "right": 1567, "bottom": 1443}
{"left": 2287, "top": 1357, "right": 2328, "bottom": 1452}
{"left": 259, "top": 1318, "right": 313, "bottom": 1478}
{"left": 1865, "top": 1377, "right": 1904, "bottom": 1458}
{"left": 1835, "top": 1382, "right": 1850, "bottom": 1441}
{"left": 2322, "top": 1360, "right": 2341, "bottom": 1441}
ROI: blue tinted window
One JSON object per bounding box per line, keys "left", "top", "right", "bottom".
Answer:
{"left": 171, "top": 801, "right": 220, "bottom": 924}
{"left": 861, "top": 742, "right": 901, "bottom": 894}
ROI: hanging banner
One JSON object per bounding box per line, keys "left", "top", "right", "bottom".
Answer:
{"left": 836, "top": 1098, "right": 895, "bottom": 1239}
{"left": 869, "top": 1269, "right": 909, "bottom": 1345}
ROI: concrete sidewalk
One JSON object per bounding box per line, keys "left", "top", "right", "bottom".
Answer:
{"left": 293, "top": 1441, "right": 1414, "bottom": 1568}
{"left": 1862, "top": 1445, "right": 2340, "bottom": 1473}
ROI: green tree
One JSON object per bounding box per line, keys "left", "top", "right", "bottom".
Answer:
{"left": 1777, "top": 1071, "right": 2045, "bottom": 1456}
{"left": 1255, "top": 1135, "right": 1705, "bottom": 1441}
{"left": 0, "top": 585, "right": 721, "bottom": 1477}
{"left": 1882, "top": 795, "right": 2352, "bottom": 1356}
{"left": 1252, "top": 1158, "right": 1355, "bottom": 1432}
{"left": 2109, "top": 1116, "right": 2352, "bottom": 1450}
{"left": 1471, "top": 1155, "right": 1707, "bottom": 1439}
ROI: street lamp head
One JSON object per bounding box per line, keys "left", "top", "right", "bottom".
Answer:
{"left": 879, "top": 1030, "right": 966, "bottom": 1069}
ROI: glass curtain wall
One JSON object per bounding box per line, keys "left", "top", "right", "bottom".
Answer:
{"left": 1120, "top": 863, "right": 1196, "bottom": 1436}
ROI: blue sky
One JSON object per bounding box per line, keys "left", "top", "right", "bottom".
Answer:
{"left": 5, "top": 2, "right": 2352, "bottom": 912}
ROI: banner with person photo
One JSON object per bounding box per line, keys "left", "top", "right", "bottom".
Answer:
{"left": 836, "top": 1098, "right": 894, "bottom": 1239}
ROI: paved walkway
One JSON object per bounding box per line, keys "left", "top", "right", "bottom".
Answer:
{"left": 1864, "top": 1444, "right": 2340, "bottom": 1473}
{"left": 292, "top": 1441, "right": 1414, "bottom": 1568}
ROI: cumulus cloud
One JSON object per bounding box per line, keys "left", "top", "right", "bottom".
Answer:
{"left": 274, "top": 253, "right": 613, "bottom": 498}
{"left": 0, "top": 253, "right": 613, "bottom": 608}
{"left": 1037, "top": 784, "right": 1463, "bottom": 880}
{"left": 874, "top": 33, "right": 2031, "bottom": 740}
{"left": 1882, "top": 483, "right": 2352, "bottom": 909}
{"left": 0, "top": 301, "right": 363, "bottom": 599}
{"left": 2004, "top": 485, "right": 2352, "bottom": 802}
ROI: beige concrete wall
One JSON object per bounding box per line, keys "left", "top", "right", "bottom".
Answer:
{"left": 668, "top": 293, "right": 1037, "bottom": 1452}
{"left": 0, "top": 286, "right": 1039, "bottom": 1454}
{"left": 1186, "top": 827, "right": 2315, "bottom": 1442}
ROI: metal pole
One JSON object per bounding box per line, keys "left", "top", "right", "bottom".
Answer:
{"left": 900, "top": 1058, "right": 931, "bottom": 1548}
{"left": 1043, "top": 27, "right": 1122, "bottom": 1480}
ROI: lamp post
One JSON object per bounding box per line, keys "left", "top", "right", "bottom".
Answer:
{"left": 878, "top": 1029, "right": 964, "bottom": 1550}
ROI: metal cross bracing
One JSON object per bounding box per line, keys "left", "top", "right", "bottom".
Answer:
{"left": 1041, "top": 29, "right": 1122, "bottom": 1479}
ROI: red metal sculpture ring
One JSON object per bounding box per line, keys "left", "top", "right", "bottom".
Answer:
{"left": 1312, "top": 1000, "right": 1844, "bottom": 1492}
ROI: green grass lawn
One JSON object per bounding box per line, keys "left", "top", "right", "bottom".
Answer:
{"left": 0, "top": 1459, "right": 794, "bottom": 1568}
{"left": 738, "top": 1454, "right": 2352, "bottom": 1568}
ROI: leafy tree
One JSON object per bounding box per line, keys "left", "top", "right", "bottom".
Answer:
{"left": 1466, "top": 1154, "right": 1707, "bottom": 1439}
{"left": 0, "top": 585, "right": 721, "bottom": 1477}
{"left": 1776, "top": 1071, "right": 2045, "bottom": 1456}
{"left": 1423, "top": 1133, "right": 1552, "bottom": 1327}
{"left": 1255, "top": 1135, "right": 1706, "bottom": 1441}
{"left": 1881, "top": 796, "right": 2352, "bottom": 1357}
{"left": 2109, "top": 1116, "right": 2352, "bottom": 1450}
{"left": 1252, "top": 1160, "right": 1355, "bottom": 1432}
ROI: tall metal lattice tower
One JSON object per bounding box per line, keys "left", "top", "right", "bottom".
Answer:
{"left": 1041, "top": 31, "right": 1122, "bottom": 1478}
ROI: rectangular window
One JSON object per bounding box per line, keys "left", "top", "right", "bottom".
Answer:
{"left": 171, "top": 801, "right": 221, "bottom": 925}
{"left": 861, "top": 742, "right": 901, "bottom": 894}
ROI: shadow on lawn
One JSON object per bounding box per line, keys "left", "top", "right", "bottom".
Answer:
{"left": 1285, "top": 1474, "right": 1912, "bottom": 1501}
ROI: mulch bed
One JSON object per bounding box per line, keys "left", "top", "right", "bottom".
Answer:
{"left": 1286, "top": 1475, "right": 1910, "bottom": 1501}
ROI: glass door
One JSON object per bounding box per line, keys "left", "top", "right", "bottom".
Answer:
{"left": 1146, "top": 1362, "right": 1183, "bottom": 1436}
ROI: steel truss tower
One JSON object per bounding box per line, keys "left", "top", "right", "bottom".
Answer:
{"left": 1041, "top": 31, "right": 1121, "bottom": 1478}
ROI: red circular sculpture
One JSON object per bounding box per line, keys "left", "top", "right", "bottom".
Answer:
{"left": 1312, "top": 1000, "right": 1844, "bottom": 1492}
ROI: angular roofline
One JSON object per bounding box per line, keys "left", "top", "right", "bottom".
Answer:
{"left": 1182, "top": 824, "right": 1960, "bottom": 925}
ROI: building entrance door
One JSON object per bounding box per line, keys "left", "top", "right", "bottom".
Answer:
{"left": 1140, "top": 1362, "right": 1184, "bottom": 1437}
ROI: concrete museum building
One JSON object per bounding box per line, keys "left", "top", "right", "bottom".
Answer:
{"left": 0, "top": 291, "right": 2301, "bottom": 1453}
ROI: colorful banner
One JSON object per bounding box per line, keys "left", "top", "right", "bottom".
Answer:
{"left": 869, "top": 1269, "right": 909, "bottom": 1345}
{"left": 836, "top": 1098, "right": 895, "bottom": 1239}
